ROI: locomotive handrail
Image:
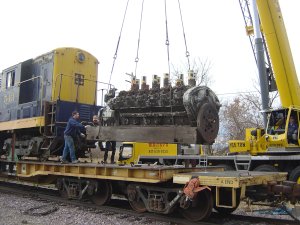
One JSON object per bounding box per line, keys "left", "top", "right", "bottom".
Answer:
{"left": 53, "top": 73, "right": 115, "bottom": 105}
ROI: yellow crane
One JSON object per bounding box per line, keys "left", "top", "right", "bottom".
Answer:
{"left": 113, "top": 1, "right": 300, "bottom": 184}
{"left": 221, "top": 0, "right": 300, "bottom": 183}
{"left": 230, "top": 0, "right": 300, "bottom": 154}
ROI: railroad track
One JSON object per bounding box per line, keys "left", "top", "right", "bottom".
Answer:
{"left": 0, "top": 181, "right": 298, "bottom": 225}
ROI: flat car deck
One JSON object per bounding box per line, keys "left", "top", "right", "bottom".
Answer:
{"left": 173, "top": 171, "right": 287, "bottom": 188}
{"left": 16, "top": 161, "right": 222, "bottom": 183}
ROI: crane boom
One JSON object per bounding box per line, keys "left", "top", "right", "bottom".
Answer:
{"left": 256, "top": 0, "right": 300, "bottom": 107}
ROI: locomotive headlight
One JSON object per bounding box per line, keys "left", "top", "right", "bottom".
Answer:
{"left": 76, "top": 52, "right": 85, "bottom": 63}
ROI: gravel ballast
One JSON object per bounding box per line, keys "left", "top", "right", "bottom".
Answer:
{"left": 0, "top": 192, "right": 168, "bottom": 225}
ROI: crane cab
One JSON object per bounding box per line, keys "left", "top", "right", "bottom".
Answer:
{"left": 265, "top": 107, "right": 299, "bottom": 148}
{"left": 229, "top": 106, "right": 300, "bottom": 155}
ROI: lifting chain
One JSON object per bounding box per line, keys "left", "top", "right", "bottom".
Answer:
{"left": 109, "top": 0, "right": 191, "bottom": 90}
{"left": 108, "top": 0, "right": 130, "bottom": 89}
{"left": 164, "top": 0, "right": 171, "bottom": 77}
{"left": 134, "top": 0, "right": 145, "bottom": 78}
{"left": 178, "top": 0, "right": 191, "bottom": 71}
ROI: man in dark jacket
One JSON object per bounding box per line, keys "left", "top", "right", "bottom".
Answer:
{"left": 103, "top": 141, "right": 116, "bottom": 164}
{"left": 288, "top": 116, "right": 298, "bottom": 144}
{"left": 60, "top": 111, "right": 85, "bottom": 163}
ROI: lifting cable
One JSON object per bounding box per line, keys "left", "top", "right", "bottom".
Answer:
{"left": 108, "top": 0, "right": 130, "bottom": 89}
{"left": 164, "top": 0, "right": 171, "bottom": 77}
{"left": 164, "top": 0, "right": 174, "bottom": 125}
{"left": 178, "top": 0, "right": 191, "bottom": 71}
{"left": 134, "top": 0, "right": 145, "bottom": 78}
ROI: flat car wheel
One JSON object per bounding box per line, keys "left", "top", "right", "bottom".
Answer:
{"left": 57, "top": 179, "right": 68, "bottom": 199}
{"left": 127, "top": 184, "right": 147, "bottom": 213}
{"left": 179, "top": 189, "right": 213, "bottom": 221}
{"left": 91, "top": 181, "right": 112, "bottom": 205}
{"left": 58, "top": 189, "right": 68, "bottom": 199}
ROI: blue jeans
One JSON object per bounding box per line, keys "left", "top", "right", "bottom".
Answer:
{"left": 62, "top": 135, "right": 77, "bottom": 162}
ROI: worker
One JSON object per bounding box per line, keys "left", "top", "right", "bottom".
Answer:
{"left": 287, "top": 116, "right": 298, "bottom": 144}
{"left": 89, "top": 115, "right": 100, "bottom": 149}
{"left": 270, "top": 113, "right": 285, "bottom": 135}
{"left": 92, "top": 115, "right": 99, "bottom": 126}
{"left": 60, "top": 111, "right": 85, "bottom": 163}
{"left": 103, "top": 141, "right": 116, "bottom": 164}
{"left": 89, "top": 115, "right": 116, "bottom": 163}
{"left": 275, "top": 113, "right": 285, "bottom": 129}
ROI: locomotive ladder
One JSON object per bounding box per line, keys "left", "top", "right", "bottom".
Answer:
{"left": 40, "top": 101, "right": 57, "bottom": 154}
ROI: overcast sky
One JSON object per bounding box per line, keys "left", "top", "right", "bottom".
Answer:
{"left": 0, "top": 0, "right": 299, "bottom": 100}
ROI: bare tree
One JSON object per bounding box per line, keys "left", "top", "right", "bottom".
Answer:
{"left": 219, "top": 74, "right": 280, "bottom": 141}
{"left": 250, "top": 78, "right": 280, "bottom": 108}
{"left": 171, "top": 57, "right": 213, "bottom": 86}
{"left": 220, "top": 96, "right": 263, "bottom": 141}
{"left": 190, "top": 57, "right": 212, "bottom": 86}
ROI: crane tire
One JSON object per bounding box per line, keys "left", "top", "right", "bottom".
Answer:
{"left": 253, "top": 164, "right": 278, "bottom": 172}
{"left": 289, "top": 166, "right": 300, "bottom": 184}
{"left": 216, "top": 164, "right": 234, "bottom": 171}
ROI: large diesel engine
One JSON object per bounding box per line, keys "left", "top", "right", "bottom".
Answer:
{"left": 96, "top": 71, "right": 220, "bottom": 144}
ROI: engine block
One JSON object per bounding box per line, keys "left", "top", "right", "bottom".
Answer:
{"left": 95, "top": 72, "right": 220, "bottom": 144}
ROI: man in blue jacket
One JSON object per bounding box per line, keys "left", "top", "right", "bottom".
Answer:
{"left": 60, "top": 111, "right": 85, "bottom": 163}
{"left": 288, "top": 115, "right": 298, "bottom": 144}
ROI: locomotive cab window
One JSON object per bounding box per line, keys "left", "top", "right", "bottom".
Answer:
{"left": 6, "top": 70, "right": 15, "bottom": 88}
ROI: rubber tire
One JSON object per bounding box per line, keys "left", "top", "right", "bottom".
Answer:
{"left": 253, "top": 164, "right": 278, "bottom": 172}
{"left": 289, "top": 165, "right": 300, "bottom": 184}
{"left": 216, "top": 164, "right": 234, "bottom": 171}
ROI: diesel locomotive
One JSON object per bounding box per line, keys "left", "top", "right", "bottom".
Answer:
{"left": 0, "top": 47, "right": 101, "bottom": 160}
